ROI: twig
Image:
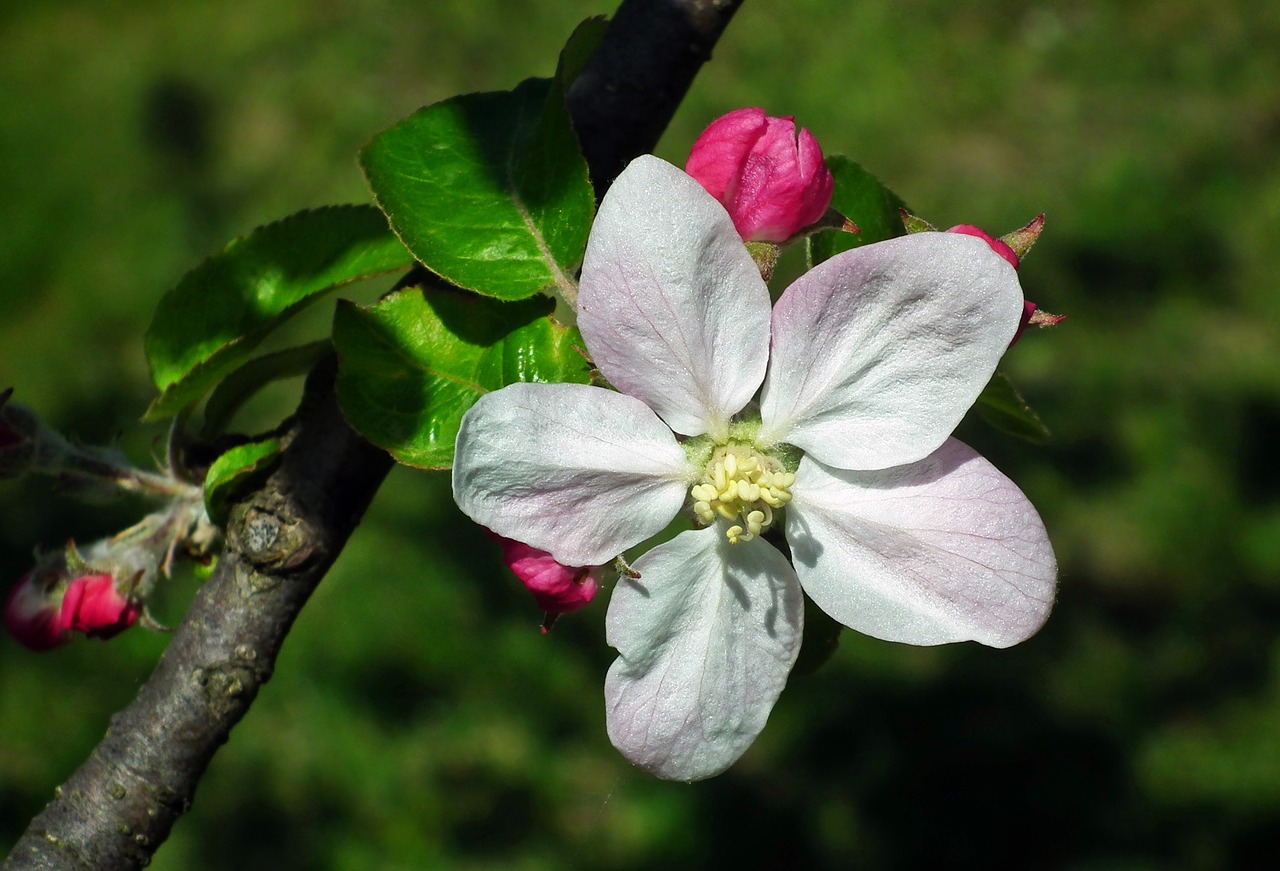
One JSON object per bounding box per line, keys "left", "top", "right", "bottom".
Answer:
{"left": 2, "top": 1, "right": 743, "bottom": 867}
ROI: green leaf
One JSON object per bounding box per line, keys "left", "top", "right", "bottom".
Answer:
{"left": 333, "top": 286, "right": 590, "bottom": 470}
{"left": 806, "top": 155, "right": 908, "bottom": 267}
{"left": 144, "top": 205, "right": 414, "bottom": 422}
{"left": 200, "top": 340, "right": 333, "bottom": 438}
{"left": 557, "top": 17, "right": 609, "bottom": 88}
{"left": 975, "top": 371, "right": 1052, "bottom": 445}
{"left": 360, "top": 77, "right": 594, "bottom": 302}
{"left": 203, "top": 438, "right": 285, "bottom": 526}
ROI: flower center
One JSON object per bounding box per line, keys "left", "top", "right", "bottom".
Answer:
{"left": 690, "top": 444, "right": 795, "bottom": 544}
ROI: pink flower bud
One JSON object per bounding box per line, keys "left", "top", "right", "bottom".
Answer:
{"left": 59, "top": 573, "right": 139, "bottom": 640}
{"left": 947, "top": 225, "right": 1021, "bottom": 269}
{"left": 3, "top": 570, "right": 71, "bottom": 651}
{"left": 487, "top": 533, "right": 599, "bottom": 618}
{"left": 685, "top": 107, "right": 834, "bottom": 243}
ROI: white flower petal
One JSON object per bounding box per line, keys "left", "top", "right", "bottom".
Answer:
{"left": 577, "top": 155, "right": 771, "bottom": 439}
{"left": 605, "top": 527, "right": 804, "bottom": 781}
{"left": 759, "top": 232, "right": 1023, "bottom": 470}
{"left": 786, "top": 439, "right": 1056, "bottom": 648}
{"left": 452, "top": 382, "right": 691, "bottom": 566}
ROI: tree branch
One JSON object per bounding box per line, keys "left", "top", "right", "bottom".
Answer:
{"left": 569, "top": 0, "right": 745, "bottom": 194}
{"left": 4, "top": 358, "right": 392, "bottom": 870}
{"left": 3, "top": 1, "right": 743, "bottom": 867}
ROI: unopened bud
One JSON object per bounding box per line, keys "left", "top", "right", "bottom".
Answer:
{"left": 685, "top": 108, "right": 834, "bottom": 243}
{"left": 3, "top": 550, "right": 143, "bottom": 651}
{"left": 486, "top": 532, "right": 599, "bottom": 630}
{"left": 59, "top": 572, "right": 140, "bottom": 640}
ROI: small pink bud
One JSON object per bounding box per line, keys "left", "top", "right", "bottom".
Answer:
{"left": 685, "top": 107, "right": 834, "bottom": 243}
{"left": 59, "top": 573, "right": 139, "bottom": 640}
{"left": 3, "top": 570, "right": 71, "bottom": 651}
{"left": 486, "top": 533, "right": 599, "bottom": 623}
{"left": 946, "top": 224, "right": 1021, "bottom": 269}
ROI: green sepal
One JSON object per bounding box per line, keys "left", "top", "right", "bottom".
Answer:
{"left": 975, "top": 371, "right": 1051, "bottom": 445}
{"left": 333, "top": 285, "right": 591, "bottom": 470}
{"left": 200, "top": 340, "right": 333, "bottom": 438}
{"left": 359, "top": 75, "right": 594, "bottom": 303}
{"left": 144, "top": 206, "right": 414, "bottom": 422}
{"left": 900, "top": 210, "right": 937, "bottom": 235}
{"left": 806, "top": 155, "right": 908, "bottom": 268}
{"left": 203, "top": 438, "right": 285, "bottom": 527}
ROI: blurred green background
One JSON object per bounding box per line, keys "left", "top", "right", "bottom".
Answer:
{"left": 3, "top": 0, "right": 1280, "bottom": 867}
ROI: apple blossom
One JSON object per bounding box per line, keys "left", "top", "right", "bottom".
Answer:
{"left": 452, "top": 156, "right": 1057, "bottom": 781}
{"left": 685, "top": 107, "right": 834, "bottom": 243}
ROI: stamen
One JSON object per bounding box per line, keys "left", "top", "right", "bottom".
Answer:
{"left": 689, "top": 443, "right": 795, "bottom": 545}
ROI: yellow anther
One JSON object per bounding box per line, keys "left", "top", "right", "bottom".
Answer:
{"left": 689, "top": 443, "right": 794, "bottom": 545}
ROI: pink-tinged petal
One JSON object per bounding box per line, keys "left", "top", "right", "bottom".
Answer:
{"left": 684, "top": 108, "right": 769, "bottom": 203}
{"left": 727, "top": 118, "right": 833, "bottom": 242}
{"left": 453, "top": 382, "right": 691, "bottom": 567}
{"left": 60, "top": 574, "right": 139, "bottom": 640}
{"left": 785, "top": 439, "right": 1057, "bottom": 648}
{"left": 605, "top": 528, "right": 804, "bottom": 781}
{"left": 577, "top": 155, "right": 770, "bottom": 439}
{"left": 759, "top": 233, "right": 1023, "bottom": 471}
